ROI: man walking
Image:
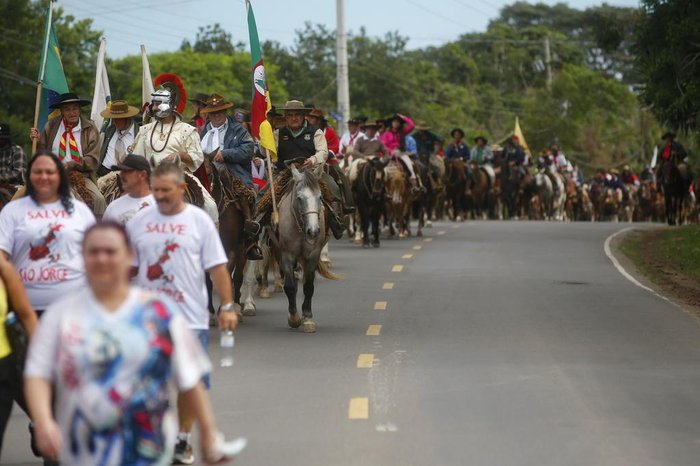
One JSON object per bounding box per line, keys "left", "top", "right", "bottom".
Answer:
{"left": 127, "top": 162, "right": 238, "bottom": 465}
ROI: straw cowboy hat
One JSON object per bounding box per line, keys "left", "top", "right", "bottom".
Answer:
{"left": 282, "top": 100, "right": 311, "bottom": 113}
{"left": 198, "top": 94, "right": 235, "bottom": 114}
{"left": 307, "top": 108, "right": 326, "bottom": 119}
{"left": 416, "top": 121, "right": 430, "bottom": 130}
{"left": 361, "top": 119, "right": 381, "bottom": 129}
{"left": 49, "top": 92, "right": 90, "bottom": 109}
{"left": 100, "top": 100, "right": 139, "bottom": 119}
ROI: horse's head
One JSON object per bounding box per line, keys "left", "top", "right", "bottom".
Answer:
{"left": 291, "top": 165, "right": 322, "bottom": 239}
{"left": 367, "top": 158, "right": 387, "bottom": 199}
{"left": 385, "top": 161, "right": 406, "bottom": 205}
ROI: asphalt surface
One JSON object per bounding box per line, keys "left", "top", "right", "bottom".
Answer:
{"left": 3, "top": 221, "right": 700, "bottom": 465}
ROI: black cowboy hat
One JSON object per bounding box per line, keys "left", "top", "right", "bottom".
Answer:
{"left": 353, "top": 115, "right": 368, "bottom": 124}
{"left": 451, "top": 128, "right": 465, "bottom": 138}
{"left": 661, "top": 131, "right": 676, "bottom": 140}
{"left": 385, "top": 113, "right": 406, "bottom": 126}
{"left": 267, "top": 106, "right": 282, "bottom": 118}
{"left": 188, "top": 92, "right": 209, "bottom": 106}
{"left": 49, "top": 92, "right": 91, "bottom": 110}
{"left": 474, "top": 135, "right": 487, "bottom": 144}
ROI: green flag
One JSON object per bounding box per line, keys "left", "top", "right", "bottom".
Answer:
{"left": 37, "top": 3, "right": 69, "bottom": 129}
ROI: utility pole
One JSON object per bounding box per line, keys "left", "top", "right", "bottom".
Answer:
{"left": 544, "top": 36, "right": 552, "bottom": 91}
{"left": 336, "top": 0, "right": 350, "bottom": 136}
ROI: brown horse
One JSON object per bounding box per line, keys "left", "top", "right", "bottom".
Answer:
{"left": 465, "top": 162, "right": 492, "bottom": 219}
{"left": 636, "top": 180, "right": 657, "bottom": 222}
{"left": 384, "top": 160, "right": 411, "bottom": 238}
{"left": 445, "top": 159, "right": 467, "bottom": 220}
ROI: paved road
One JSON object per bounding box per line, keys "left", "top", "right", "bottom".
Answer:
{"left": 4, "top": 221, "right": 700, "bottom": 465}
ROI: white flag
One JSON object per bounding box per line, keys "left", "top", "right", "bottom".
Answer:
{"left": 91, "top": 37, "right": 111, "bottom": 131}
{"left": 141, "top": 44, "right": 154, "bottom": 116}
{"left": 650, "top": 145, "right": 658, "bottom": 169}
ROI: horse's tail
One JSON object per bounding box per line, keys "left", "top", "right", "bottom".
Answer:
{"left": 317, "top": 259, "right": 342, "bottom": 280}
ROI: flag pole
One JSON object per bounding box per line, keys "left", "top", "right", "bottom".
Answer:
{"left": 32, "top": 0, "right": 54, "bottom": 155}
{"left": 264, "top": 147, "right": 279, "bottom": 225}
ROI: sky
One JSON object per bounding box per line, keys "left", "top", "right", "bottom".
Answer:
{"left": 57, "top": 0, "right": 641, "bottom": 58}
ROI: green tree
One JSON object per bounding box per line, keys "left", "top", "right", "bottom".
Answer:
{"left": 634, "top": 0, "right": 700, "bottom": 135}
{"left": 180, "top": 23, "right": 244, "bottom": 55}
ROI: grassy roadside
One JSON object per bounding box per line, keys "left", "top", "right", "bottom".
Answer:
{"left": 620, "top": 225, "right": 700, "bottom": 309}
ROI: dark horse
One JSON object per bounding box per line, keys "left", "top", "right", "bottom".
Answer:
{"left": 353, "top": 157, "right": 387, "bottom": 248}
{"left": 660, "top": 159, "right": 691, "bottom": 226}
{"left": 208, "top": 160, "right": 253, "bottom": 314}
{"left": 446, "top": 159, "right": 467, "bottom": 220}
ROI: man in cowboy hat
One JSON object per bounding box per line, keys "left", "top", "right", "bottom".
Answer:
{"left": 348, "top": 120, "right": 388, "bottom": 183}
{"left": 655, "top": 131, "right": 689, "bottom": 185}
{"left": 445, "top": 128, "right": 469, "bottom": 161}
{"left": 411, "top": 121, "right": 442, "bottom": 159}
{"left": 29, "top": 92, "right": 106, "bottom": 214}
{"left": 97, "top": 99, "right": 140, "bottom": 177}
{"left": 307, "top": 107, "right": 340, "bottom": 155}
{"left": 0, "top": 122, "right": 27, "bottom": 186}
{"left": 198, "top": 93, "right": 262, "bottom": 260}
{"left": 470, "top": 135, "right": 493, "bottom": 166}
{"left": 339, "top": 117, "right": 365, "bottom": 158}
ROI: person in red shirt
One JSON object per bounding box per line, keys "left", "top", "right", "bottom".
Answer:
{"left": 307, "top": 108, "right": 340, "bottom": 157}
{"left": 656, "top": 131, "right": 688, "bottom": 184}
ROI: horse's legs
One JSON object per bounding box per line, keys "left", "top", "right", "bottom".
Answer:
{"left": 371, "top": 205, "right": 381, "bottom": 247}
{"left": 281, "top": 258, "right": 301, "bottom": 328}
{"left": 300, "top": 263, "right": 317, "bottom": 333}
{"left": 241, "top": 259, "right": 257, "bottom": 316}
{"left": 360, "top": 204, "right": 371, "bottom": 247}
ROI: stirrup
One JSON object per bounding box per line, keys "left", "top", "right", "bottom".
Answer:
{"left": 246, "top": 243, "right": 264, "bottom": 261}
{"left": 244, "top": 220, "right": 262, "bottom": 237}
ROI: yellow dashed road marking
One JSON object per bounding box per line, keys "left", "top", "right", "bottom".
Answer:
{"left": 348, "top": 397, "right": 369, "bottom": 419}
{"left": 412, "top": 245, "right": 422, "bottom": 251}
{"left": 366, "top": 325, "right": 382, "bottom": 336}
{"left": 382, "top": 282, "right": 394, "bottom": 290}
{"left": 424, "top": 238, "right": 433, "bottom": 243}
{"left": 392, "top": 265, "right": 404, "bottom": 272}
{"left": 357, "top": 354, "right": 375, "bottom": 368}
{"left": 437, "top": 230, "right": 446, "bottom": 235}
{"left": 374, "top": 301, "right": 387, "bottom": 310}
{"left": 452, "top": 224, "right": 460, "bottom": 229}
{"left": 402, "top": 254, "right": 413, "bottom": 259}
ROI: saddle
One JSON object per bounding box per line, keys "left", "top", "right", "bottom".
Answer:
{"left": 68, "top": 171, "right": 95, "bottom": 211}
{"left": 257, "top": 167, "right": 333, "bottom": 217}
{"left": 481, "top": 164, "right": 496, "bottom": 188}
{"left": 210, "top": 164, "right": 256, "bottom": 213}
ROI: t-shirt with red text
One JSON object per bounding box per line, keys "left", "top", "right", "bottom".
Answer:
{"left": 103, "top": 194, "right": 156, "bottom": 225}
{"left": 127, "top": 205, "right": 227, "bottom": 329}
{"left": 0, "top": 197, "right": 95, "bottom": 309}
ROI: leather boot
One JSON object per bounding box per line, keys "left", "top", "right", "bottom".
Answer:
{"left": 243, "top": 220, "right": 264, "bottom": 260}
{"left": 327, "top": 201, "right": 345, "bottom": 239}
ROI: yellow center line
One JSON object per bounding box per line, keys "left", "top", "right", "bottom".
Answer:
{"left": 412, "top": 245, "right": 423, "bottom": 251}
{"left": 452, "top": 224, "right": 460, "bottom": 229}
{"left": 424, "top": 238, "right": 433, "bottom": 243}
{"left": 374, "top": 301, "right": 387, "bottom": 310}
{"left": 357, "top": 353, "right": 375, "bottom": 368}
{"left": 348, "top": 397, "right": 369, "bottom": 420}
{"left": 402, "top": 254, "right": 413, "bottom": 259}
{"left": 437, "top": 230, "right": 446, "bottom": 235}
{"left": 392, "top": 265, "right": 404, "bottom": 272}
{"left": 366, "top": 324, "right": 382, "bottom": 336}
{"left": 382, "top": 282, "right": 394, "bottom": 290}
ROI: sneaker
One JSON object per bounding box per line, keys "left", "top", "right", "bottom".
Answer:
{"left": 172, "top": 439, "right": 195, "bottom": 465}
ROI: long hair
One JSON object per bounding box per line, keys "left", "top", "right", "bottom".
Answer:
{"left": 27, "top": 150, "right": 74, "bottom": 214}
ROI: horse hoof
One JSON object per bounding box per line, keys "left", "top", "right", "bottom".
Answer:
{"left": 417, "top": 230, "right": 423, "bottom": 237}
{"left": 242, "top": 304, "right": 256, "bottom": 316}
{"left": 362, "top": 242, "right": 370, "bottom": 248}
{"left": 274, "top": 284, "right": 284, "bottom": 293}
{"left": 258, "top": 287, "right": 271, "bottom": 299}
{"left": 302, "top": 319, "right": 317, "bottom": 333}
{"left": 288, "top": 314, "right": 302, "bottom": 328}
{"left": 426, "top": 221, "right": 433, "bottom": 228}
{"left": 372, "top": 241, "right": 380, "bottom": 248}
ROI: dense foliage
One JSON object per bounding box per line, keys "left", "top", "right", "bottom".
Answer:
{"left": 0, "top": 0, "right": 695, "bottom": 171}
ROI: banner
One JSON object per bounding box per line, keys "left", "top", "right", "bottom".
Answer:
{"left": 141, "top": 44, "right": 155, "bottom": 116}
{"left": 91, "top": 37, "right": 111, "bottom": 131}
{"left": 245, "top": 0, "right": 276, "bottom": 161}
{"left": 37, "top": 2, "right": 69, "bottom": 129}
{"left": 514, "top": 116, "right": 532, "bottom": 157}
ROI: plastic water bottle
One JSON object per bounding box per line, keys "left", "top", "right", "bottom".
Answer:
{"left": 219, "top": 330, "right": 235, "bottom": 368}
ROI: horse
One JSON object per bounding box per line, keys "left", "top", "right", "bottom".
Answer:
{"left": 621, "top": 184, "right": 638, "bottom": 223}
{"left": 499, "top": 160, "right": 522, "bottom": 220}
{"left": 445, "top": 159, "right": 467, "bottom": 221}
{"left": 426, "top": 154, "right": 447, "bottom": 221}
{"left": 526, "top": 173, "right": 554, "bottom": 220}
{"left": 549, "top": 171, "right": 567, "bottom": 221}
{"left": 353, "top": 157, "right": 387, "bottom": 247}
{"left": 464, "top": 162, "right": 493, "bottom": 219}
{"left": 564, "top": 176, "right": 579, "bottom": 221}
{"left": 636, "top": 180, "right": 656, "bottom": 222}
{"left": 660, "top": 160, "right": 691, "bottom": 225}
{"left": 276, "top": 164, "right": 338, "bottom": 333}
{"left": 384, "top": 160, "right": 412, "bottom": 237}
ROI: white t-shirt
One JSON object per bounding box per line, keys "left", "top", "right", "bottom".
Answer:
{"left": 103, "top": 194, "right": 156, "bottom": 225}
{"left": 127, "top": 204, "right": 227, "bottom": 329}
{"left": 24, "top": 287, "right": 211, "bottom": 466}
{"left": 0, "top": 197, "right": 95, "bottom": 309}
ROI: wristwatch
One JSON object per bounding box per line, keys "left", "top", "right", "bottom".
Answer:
{"left": 220, "top": 302, "right": 234, "bottom": 312}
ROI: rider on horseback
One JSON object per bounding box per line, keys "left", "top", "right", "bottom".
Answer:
{"left": 655, "top": 131, "right": 688, "bottom": 184}
{"left": 380, "top": 113, "right": 421, "bottom": 192}
{"left": 0, "top": 123, "right": 26, "bottom": 186}
{"left": 445, "top": 128, "right": 470, "bottom": 162}
{"left": 198, "top": 93, "right": 263, "bottom": 260}
{"left": 256, "top": 100, "right": 346, "bottom": 239}
{"left": 348, "top": 121, "right": 388, "bottom": 183}
{"left": 30, "top": 92, "right": 107, "bottom": 215}
{"left": 470, "top": 136, "right": 493, "bottom": 165}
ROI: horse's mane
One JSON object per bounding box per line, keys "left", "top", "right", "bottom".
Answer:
{"left": 297, "top": 169, "right": 320, "bottom": 191}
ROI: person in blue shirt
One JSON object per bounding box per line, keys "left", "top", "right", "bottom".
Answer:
{"left": 444, "top": 128, "right": 470, "bottom": 161}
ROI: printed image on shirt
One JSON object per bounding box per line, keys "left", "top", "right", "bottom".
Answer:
{"left": 63, "top": 298, "right": 175, "bottom": 465}
{"left": 146, "top": 239, "right": 180, "bottom": 283}
{"left": 28, "top": 222, "right": 64, "bottom": 262}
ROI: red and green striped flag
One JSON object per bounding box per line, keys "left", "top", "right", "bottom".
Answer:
{"left": 245, "top": 0, "right": 276, "bottom": 160}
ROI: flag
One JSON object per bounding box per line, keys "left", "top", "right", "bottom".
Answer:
{"left": 650, "top": 145, "right": 658, "bottom": 169}
{"left": 245, "top": 0, "right": 276, "bottom": 161}
{"left": 91, "top": 37, "right": 111, "bottom": 131}
{"left": 514, "top": 116, "right": 531, "bottom": 157}
{"left": 141, "top": 45, "right": 155, "bottom": 116}
{"left": 37, "top": 2, "right": 69, "bottom": 130}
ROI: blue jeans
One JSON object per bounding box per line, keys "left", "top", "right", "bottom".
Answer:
{"left": 193, "top": 329, "right": 211, "bottom": 390}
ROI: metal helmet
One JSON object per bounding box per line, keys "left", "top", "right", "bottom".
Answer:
{"left": 151, "top": 88, "right": 174, "bottom": 120}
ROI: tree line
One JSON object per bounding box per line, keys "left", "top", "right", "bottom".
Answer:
{"left": 0, "top": 0, "right": 697, "bottom": 173}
